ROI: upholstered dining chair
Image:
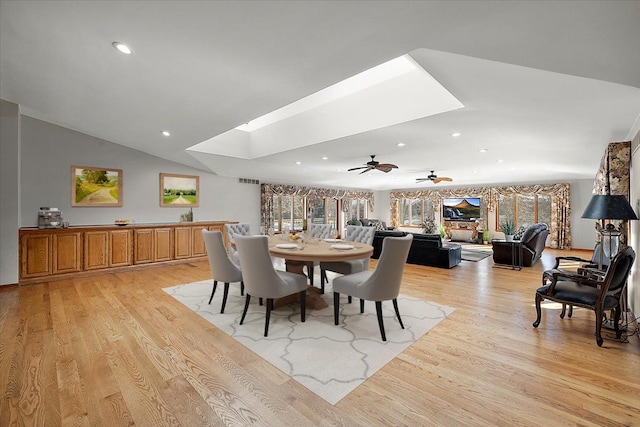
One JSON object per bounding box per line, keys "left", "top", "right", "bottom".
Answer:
{"left": 333, "top": 234, "right": 413, "bottom": 341}
{"left": 305, "top": 224, "right": 333, "bottom": 289}
{"left": 533, "top": 246, "right": 635, "bottom": 347}
{"left": 234, "top": 235, "right": 307, "bottom": 337}
{"left": 320, "top": 225, "right": 376, "bottom": 293}
{"left": 202, "top": 230, "right": 243, "bottom": 314}
{"left": 224, "top": 223, "right": 251, "bottom": 263}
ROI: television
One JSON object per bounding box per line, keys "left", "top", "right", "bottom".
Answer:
{"left": 443, "top": 197, "right": 481, "bottom": 221}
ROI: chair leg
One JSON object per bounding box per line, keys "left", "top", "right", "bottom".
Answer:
{"left": 360, "top": 299, "right": 365, "bottom": 313}
{"left": 240, "top": 294, "right": 251, "bottom": 325}
{"left": 333, "top": 292, "right": 340, "bottom": 325}
{"left": 568, "top": 305, "right": 573, "bottom": 318}
{"left": 348, "top": 296, "right": 352, "bottom": 304}
{"left": 613, "top": 304, "right": 622, "bottom": 339}
{"left": 220, "top": 283, "right": 230, "bottom": 313}
{"left": 595, "top": 305, "right": 604, "bottom": 347}
{"left": 375, "top": 301, "right": 386, "bottom": 341}
{"left": 560, "top": 304, "right": 567, "bottom": 319}
{"left": 300, "top": 290, "right": 306, "bottom": 322}
{"left": 321, "top": 269, "right": 327, "bottom": 293}
{"left": 259, "top": 298, "right": 263, "bottom": 306}
{"left": 240, "top": 281, "right": 244, "bottom": 296}
{"left": 392, "top": 298, "right": 404, "bottom": 329}
{"left": 208, "top": 280, "right": 218, "bottom": 304}
{"left": 264, "top": 298, "right": 274, "bottom": 337}
{"left": 533, "top": 293, "right": 543, "bottom": 328}
{"left": 306, "top": 262, "right": 314, "bottom": 288}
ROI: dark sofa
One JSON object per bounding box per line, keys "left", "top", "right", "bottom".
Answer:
{"left": 372, "top": 231, "right": 461, "bottom": 268}
{"left": 492, "top": 223, "right": 549, "bottom": 267}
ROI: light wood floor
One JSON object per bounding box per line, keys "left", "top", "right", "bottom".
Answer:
{"left": 1, "top": 248, "right": 639, "bottom": 426}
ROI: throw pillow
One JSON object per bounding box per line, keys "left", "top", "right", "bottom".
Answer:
{"left": 513, "top": 225, "right": 527, "bottom": 240}
{"left": 374, "top": 221, "right": 385, "bottom": 231}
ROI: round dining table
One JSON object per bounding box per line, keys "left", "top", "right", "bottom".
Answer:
{"left": 268, "top": 237, "right": 374, "bottom": 309}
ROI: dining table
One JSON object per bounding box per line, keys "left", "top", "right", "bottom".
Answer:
{"left": 268, "top": 236, "right": 374, "bottom": 309}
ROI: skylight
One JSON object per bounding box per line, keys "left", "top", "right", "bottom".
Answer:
{"left": 235, "top": 55, "right": 418, "bottom": 132}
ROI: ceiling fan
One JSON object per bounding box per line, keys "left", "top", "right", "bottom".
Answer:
{"left": 416, "top": 170, "right": 453, "bottom": 184}
{"left": 347, "top": 155, "right": 398, "bottom": 174}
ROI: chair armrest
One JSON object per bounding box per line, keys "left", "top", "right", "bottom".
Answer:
{"left": 547, "top": 270, "right": 602, "bottom": 295}
{"left": 552, "top": 255, "right": 592, "bottom": 269}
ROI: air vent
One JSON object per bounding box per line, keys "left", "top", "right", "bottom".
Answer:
{"left": 239, "top": 178, "right": 260, "bottom": 185}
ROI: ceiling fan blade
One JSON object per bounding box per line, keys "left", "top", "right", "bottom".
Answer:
{"left": 415, "top": 178, "right": 430, "bottom": 182}
{"left": 376, "top": 163, "right": 398, "bottom": 169}
{"left": 377, "top": 166, "right": 394, "bottom": 173}
{"left": 359, "top": 167, "right": 374, "bottom": 174}
{"left": 347, "top": 166, "right": 368, "bottom": 171}
{"left": 432, "top": 177, "right": 453, "bottom": 184}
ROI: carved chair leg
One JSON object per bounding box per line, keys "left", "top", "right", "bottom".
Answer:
{"left": 560, "top": 304, "right": 567, "bottom": 319}
{"left": 208, "top": 280, "right": 218, "bottom": 304}
{"left": 613, "top": 304, "right": 622, "bottom": 339}
{"left": 595, "top": 306, "right": 604, "bottom": 347}
{"left": 375, "top": 301, "right": 386, "bottom": 341}
{"left": 568, "top": 305, "right": 573, "bottom": 318}
{"left": 533, "top": 293, "right": 543, "bottom": 328}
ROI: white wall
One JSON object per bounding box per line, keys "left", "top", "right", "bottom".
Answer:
{"left": 0, "top": 114, "right": 261, "bottom": 285}
{"left": 629, "top": 133, "right": 639, "bottom": 316}
{"left": 0, "top": 100, "right": 20, "bottom": 285}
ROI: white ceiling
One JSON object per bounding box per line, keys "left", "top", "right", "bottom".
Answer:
{"left": 2, "top": 1, "right": 639, "bottom": 191}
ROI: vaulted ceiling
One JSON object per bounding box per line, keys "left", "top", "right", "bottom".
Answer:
{"left": 1, "top": 1, "right": 639, "bottom": 190}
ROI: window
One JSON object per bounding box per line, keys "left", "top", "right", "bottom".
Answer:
{"left": 497, "top": 194, "right": 551, "bottom": 230}
{"left": 272, "top": 195, "right": 304, "bottom": 232}
{"left": 311, "top": 198, "right": 339, "bottom": 230}
{"left": 399, "top": 198, "right": 433, "bottom": 227}
{"left": 349, "top": 199, "right": 368, "bottom": 220}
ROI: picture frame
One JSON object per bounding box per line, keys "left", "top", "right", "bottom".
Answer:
{"left": 160, "top": 173, "right": 199, "bottom": 207}
{"left": 71, "top": 165, "right": 123, "bottom": 207}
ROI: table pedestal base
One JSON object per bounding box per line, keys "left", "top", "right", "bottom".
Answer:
{"left": 273, "top": 259, "right": 328, "bottom": 310}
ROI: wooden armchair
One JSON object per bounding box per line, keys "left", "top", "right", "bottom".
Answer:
{"left": 533, "top": 246, "right": 635, "bottom": 346}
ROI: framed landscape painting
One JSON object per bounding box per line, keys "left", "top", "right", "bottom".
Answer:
{"left": 71, "top": 165, "right": 122, "bottom": 207}
{"left": 160, "top": 173, "right": 199, "bottom": 207}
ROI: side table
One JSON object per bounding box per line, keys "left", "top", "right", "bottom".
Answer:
{"left": 491, "top": 239, "right": 522, "bottom": 270}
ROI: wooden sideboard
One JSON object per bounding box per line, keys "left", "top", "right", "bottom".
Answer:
{"left": 19, "top": 221, "right": 233, "bottom": 285}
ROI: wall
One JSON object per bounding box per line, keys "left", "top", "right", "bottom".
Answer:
{"left": 629, "top": 131, "right": 640, "bottom": 316}
{"left": 0, "top": 100, "right": 20, "bottom": 285}
{"left": 0, "top": 114, "right": 261, "bottom": 285}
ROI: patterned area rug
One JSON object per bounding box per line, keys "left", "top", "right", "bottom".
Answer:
{"left": 459, "top": 243, "right": 493, "bottom": 262}
{"left": 164, "top": 279, "right": 454, "bottom": 405}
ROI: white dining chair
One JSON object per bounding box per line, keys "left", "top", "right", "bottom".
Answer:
{"left": 305, "top": 224, "right": 333, "bottom": 289}
{"left": 202, "top": 230, "right": 243, "bottom": 313}
{"left": 234, "top": 235, "right": 308, "bottom": 337}
{"left": 224, "top": 223, "right": 251, "bottom": 263}
{"left": 333, "top": 234, "right": 413, "bottom": 341}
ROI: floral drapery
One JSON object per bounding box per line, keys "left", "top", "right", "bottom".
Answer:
{"left": 260, "top": 183, "right": 374, "bottom": 230}
{"left": 390, "top": 183, "right": 571, "bottom": 249}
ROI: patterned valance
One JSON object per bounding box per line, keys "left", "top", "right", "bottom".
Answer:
{"left": 260, "top": 183, "right": 374, "bottom": 230}
{"left": 390, "top": 183, "right": 571, "bottom": 249}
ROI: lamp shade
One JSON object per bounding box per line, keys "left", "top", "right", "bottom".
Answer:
{"left": 581, "top": 194, "right": 639, "bottom": 220}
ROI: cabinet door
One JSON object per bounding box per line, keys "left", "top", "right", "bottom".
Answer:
{"left": 85, "top": 231, "right": 109, "bottom": 270}
{"left": 134, "top": 229, "right": 154, "bottom": 264}
{"left": 21, "top": 234, "right": 52, "bottom": 278}
{"left": 53, "top": 232, "right": 83, "bottom": 274}
{"left": 110, "top": 229, "right": 133, "bottom": 267}
{"left": 154, "top": 228, "right": 173, "bottom": 261}
{"left": 175, "top": 227, "right": 192, "bottom": 259}
{"left": 192, "top": 226, "right": 208, "bottom": 257}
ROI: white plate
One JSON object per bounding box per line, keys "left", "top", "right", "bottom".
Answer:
{"left": 323, "top": 238, "right": 342, "bottom": 243}
{"left": 331, "top": 244, "right": 355, "bottom": 250}
{"left": 275, "top": 243, "right": 299, "bottom": 249}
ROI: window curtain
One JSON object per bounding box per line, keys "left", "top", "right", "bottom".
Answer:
{"left": 592, "top": 141, "right": 632, "bottom": 245}
{"left": 390, "top": 183, "right": 571, "bottom": 249}
{"left": 260, "top": 183, "right": 374, "bottom": 229}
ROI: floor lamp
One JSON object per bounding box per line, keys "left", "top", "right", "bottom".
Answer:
{"left": 581, "top": 194, "right": 638, "bottom": 269}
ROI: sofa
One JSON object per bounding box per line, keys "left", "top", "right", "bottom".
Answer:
{"left": 492, "top": 223, "right": 549, "bottom": 267}
{"left": 372, "top": 231, "right": 461, "bottom": 268}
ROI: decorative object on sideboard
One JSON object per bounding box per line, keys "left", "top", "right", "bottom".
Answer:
{"left": 581, "top": 194, "right": 638, "bottom": 269}
{"left": 38, "top": 207, "right": 63, "bottom": 229}
{"left": 179, "top": 208, "right": 193, "bottom": 223}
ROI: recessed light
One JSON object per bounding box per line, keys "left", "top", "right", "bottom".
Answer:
{"left": 396, "top": 143, "right": 405, "bottom": 147}
{"left": 322, "top": 156, "right": 328, "bottom": 160}
{"left": 296, "top": 161, "right": 301, "bottom": 165}
{"left": 497, "top": 159, "right": 504, "bottom": 163}
{"left": 451, "top": 132, "right": 462, "bottom": 137}
{"left": 161, "top": 131, "right": 171, "bottom": 137}
{"left": 112, "top": 42, "right": 133, "bottom": 55}
{"left": 478, "top": 148, "right": 488, "bottom": 153}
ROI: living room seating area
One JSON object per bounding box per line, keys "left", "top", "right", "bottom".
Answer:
{"left": 372, "top": 230, "right": 462, "bottom": 269}
{"left": 492, "top": 223, "right": 549, "bottom": 267}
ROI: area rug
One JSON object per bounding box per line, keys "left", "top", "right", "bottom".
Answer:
{"left": 164, "top": 279, "right": 454, "bottom": 405}
{"left": 461, "top": 250, "right": 492, "bottom": 262}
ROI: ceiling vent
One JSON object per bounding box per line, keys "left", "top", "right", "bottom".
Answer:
{"left": 239, "top": 178, "right": 259, "bottom": 185}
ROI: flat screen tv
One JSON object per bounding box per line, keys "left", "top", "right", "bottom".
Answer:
{"left": 443, "top": 197, "right": 481, "bottom": 221}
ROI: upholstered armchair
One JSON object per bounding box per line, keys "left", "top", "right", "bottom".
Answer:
{"left": 202, "top": 230, "right": 243, "bottom": 313}
{"left": 320, "top": 225, "right": 376, "bottom": 292}
{"left": 533, "top": 246, "right": 635, "bottom": 346}
{"left": 492, "top": 223, "right": 549, "bottom": 267}
{"left": 306, "top": 224, "right": 333, "bottom": 288}
{"left": 224, "top": 223, "right": 251, "bottom": 263}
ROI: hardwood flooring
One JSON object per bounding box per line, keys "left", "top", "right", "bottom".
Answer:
{"left": 1, "top": 248, "right": 639, "bottom": 426}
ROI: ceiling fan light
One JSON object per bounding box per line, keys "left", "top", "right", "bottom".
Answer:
{"left": 112, "top": 42, "right": 133, "bottom": 55}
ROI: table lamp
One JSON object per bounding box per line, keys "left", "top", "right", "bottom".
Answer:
{"left": 581, "top": 194, "right": 638, "bottom": 269}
